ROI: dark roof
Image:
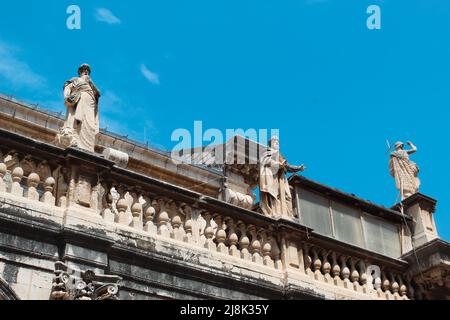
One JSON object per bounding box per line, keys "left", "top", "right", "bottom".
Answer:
{"left": 289, "top": 174, "right": 412, "bottom": 223}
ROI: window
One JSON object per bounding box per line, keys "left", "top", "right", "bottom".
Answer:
{"left": 362, "top": 213, "right": 401, "bottom": 258}
{"left": 331, "top": 201, "right": 364, "bottom": 247}
{"left": 295, "top": 187, "right": 402, "bottom": 258}
{"left": 297, "top": 188, "right": 332, "bottom": 236}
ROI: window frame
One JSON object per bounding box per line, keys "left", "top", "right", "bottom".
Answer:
{"left": 360, "top": 211, "right": 402, "bottom": 258}
{"left": 295, "top": 186, "right": 333, "bottom": 237}
{"left": 295, "top": 185, "right": 403, "bottom": 258}
{"left": 330, "top": 200, "right": 365, "bottom": 248}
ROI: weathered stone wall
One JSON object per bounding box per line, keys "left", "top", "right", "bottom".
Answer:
{"left": 0, "top": 189, "right": 412, "bottom": 301}
{"left": 0, "top": 232, "right": 56, "bottom": 300}
{"left": 0, "top": 213, "right": 285, "bottom": 300}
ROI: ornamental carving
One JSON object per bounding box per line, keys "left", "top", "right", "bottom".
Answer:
{"left": 50, "top": 261, "right": 121, "bottom": 300}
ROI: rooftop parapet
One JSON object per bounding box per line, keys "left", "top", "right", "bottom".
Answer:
{"left": 0, "top": 128, "right": 418, "bottom": 300}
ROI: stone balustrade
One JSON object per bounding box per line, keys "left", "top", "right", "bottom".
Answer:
{"left": 97, "top": 183, "right": 283, "bottom": 271}
{"left": 0, "top": 151, "right": 57, "bottom": 206}
{"left": 299, "top": 243, "right": 412, "bottom": 299}
{"left": 0, "top": 131, "right": 418, "bottom": 300}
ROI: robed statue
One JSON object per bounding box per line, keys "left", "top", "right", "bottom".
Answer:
{"left": 259, "top": 136, "right": 305, "bottom": 218}
{"left": 56, "top": 64, "right": 101, "bottom": 152}
{"left": 389, "top": 141, "right": 420, "bottom": 199}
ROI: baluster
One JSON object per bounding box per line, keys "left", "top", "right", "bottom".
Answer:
{"left": 350, "top": 258, "right": 360, "bottom": 291}
{"left": 54, "top": 166, "right": 68, "bottom": 208}
{"left": 42, "top": 177, "right": 56, "bottom": 205}
{"left": 0, "top": 158, "right": 7, "bottom": 193}
{"left": 374, "top": 270, "right": 382, "bottom": 297}
{"left": 181, "top": 204, "right": 193, "bottom": 243}
{"left": 203, "top": 212, "right": 216, "bottom": 251}
{"left": 170, "top": 214, "right": 182, "bottom": 240}
{"left": 398, "top": 276, "right": 408, "bottom": 299}
{"left": 143, "top": 198, "right": 157, "bottom": 233}
{"left": 101, "top": 181, "right": 114, "bottom": 222}
{"left": 303, "top": 244, "right": 312, "bottom": 276}
{"left": 331, "top": 252, "right": 341, "bottom": 286}
{"left": 358, "top": 260, "right": 368, "bottom": 293}
{"left": 248, "top": 225, "right": 262, "bottom": 264}
{"left": 214, "top": 215, "right": 227, "bottom": 254}
{"left": 190, "top": 208, "right": 202, "bottom": 245}
{"left": 340, "top": 256, "right": 351, "bottom": 288}
{"left": 36, "top": 162, "right": 55, "bottom": 205}
{"left": 26, "top": 172, "right": 40, "bottom": 201}
{"left": 311, "top": 247, "right": 322, "bottom": 280}
{"left": 262, "top": 232, "right": 274, "bottom": 268}
{"left": 130, "top": 191, "right": 143, "bottom": 230}
{"left": 156, "top": 199, "right": 170, "bottom": 237}
{"left": 390, "top": 273, "right": 400, "bottom": 300}
{"left": 170, "top": 202, "right": 185, "bottom": 241}
{"left": 225, "top": 217, "right": 239, "bottom": 257}
{"left": 11, "top": 166, "right": 24, "bottom": 197}
{"left": 321, "top": 250, "right": 331, "bottom": 283}
{"left": 238, "top": 221, "right": 251, "bottom": 260}
{"left": 382, "top": 271, "right": 392, "bottom": 299}
{"left": 271, "top": 236, "right": 282, "bottom": 270}
{"left": 115, "top": 185, "right": 129, "bottom": 225}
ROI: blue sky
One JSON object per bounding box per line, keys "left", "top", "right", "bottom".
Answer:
{"left": 0, "top": 0, "right": 449, "bottom": 240}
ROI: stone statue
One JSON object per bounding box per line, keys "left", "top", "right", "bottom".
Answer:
{"left": 389, "top": 141, "right": 420, "bottom": 199}
{"left": 259, "top": 136, "right": 305, "bottom": 218}
{"left": 56, "top": 64, "right": 101, "bottom": 152}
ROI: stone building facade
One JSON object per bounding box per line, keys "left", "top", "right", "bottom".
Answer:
{"left": 0, "top": 94, "right": 448, "bottom": 300}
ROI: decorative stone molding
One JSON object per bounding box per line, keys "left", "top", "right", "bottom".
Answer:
{"left": 402, "top": 239, "right": 450, "bottom": 300}
{"left": 223, "top": 186, "right": 254, "bottom": 209}
{"left": 50, "top": 261, "right": 121, "bottom": 300}
{"left": 55, "top": 126, "right": 77, "bottom": 149}
{"left": 102, "top": 147, "right": 129, "bottom": 168}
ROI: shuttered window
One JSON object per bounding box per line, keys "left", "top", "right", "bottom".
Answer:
{"left": 297, "top": 188, "right": 332, "bottom": 236}
{"left": 331, "top": 201, "right": 364, "bottom": 247}
{"left": 362, "top": 213, "right": 401, "bottom": 258}
{"left": 295, "top": 187, "right": 402, "bottom": 258}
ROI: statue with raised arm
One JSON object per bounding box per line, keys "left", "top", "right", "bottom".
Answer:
{"left": 259, "top": 136, "right": 305, "bottom": 218}
{"left": 389, "top": 141, "right": 420, "bottom": 199}
{"left": 56, "top": 64, "right": 101, "bottom": 152}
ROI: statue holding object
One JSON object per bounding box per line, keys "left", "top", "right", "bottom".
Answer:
{"left": 56, "top": 64, "right": 101, "bottom": 152}
{"left": 389, "top": 140, "right": 420, "bottom": 200}
{"left": 259, "top": 136, "right": 306, "bottom": 218}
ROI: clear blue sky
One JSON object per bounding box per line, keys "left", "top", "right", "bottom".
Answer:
{"left": 0, "top": 0, "right": 448, "bottom": 240}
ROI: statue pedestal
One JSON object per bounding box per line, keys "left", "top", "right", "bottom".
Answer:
{"left": 402, "top": 193, "right": 439, "bottom": 248}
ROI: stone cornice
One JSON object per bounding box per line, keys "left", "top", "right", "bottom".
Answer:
{"left": 400, "top": 193, "right": 438, "bottom": 214}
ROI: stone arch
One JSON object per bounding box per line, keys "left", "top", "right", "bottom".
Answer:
{"left": 0, "top": 277, "right": 20, "bottom": 300}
